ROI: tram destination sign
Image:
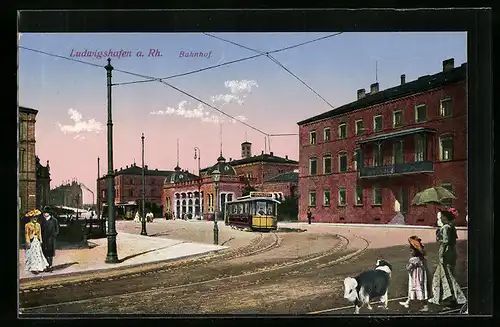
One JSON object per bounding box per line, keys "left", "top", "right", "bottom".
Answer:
{"left": 249, "top": 192, "right": 274, "bottom": 198}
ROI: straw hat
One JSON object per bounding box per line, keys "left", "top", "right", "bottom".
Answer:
{"left": 408, "top": 235, "right": 424, "bottom": 254}
{"left": 25, "top": 209, "right": 42, "bottom": 218}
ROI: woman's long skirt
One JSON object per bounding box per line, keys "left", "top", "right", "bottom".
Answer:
{"left": 25, "top": 237, "right": 49, "bottom": 273}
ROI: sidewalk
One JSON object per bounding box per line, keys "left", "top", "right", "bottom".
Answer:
{"left": 19, "top": 232, "right": 227, "bottom": 283}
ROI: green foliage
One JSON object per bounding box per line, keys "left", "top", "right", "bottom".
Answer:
{"left": 241, "top": 181, "right": 257, "bottom": 196}
{"left": 277, "top": 194, "right": 299, "bottom": 222}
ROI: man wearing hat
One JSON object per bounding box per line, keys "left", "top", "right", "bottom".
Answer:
{"left": 41, "top": 207, "right": 59, "bottom": 272}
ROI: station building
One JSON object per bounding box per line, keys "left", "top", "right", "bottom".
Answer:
{"left": 297, "top": 58, "right": 467, "bottom": 226}
{"left": 162, "top": 141, "right": 299, "bottom": 220}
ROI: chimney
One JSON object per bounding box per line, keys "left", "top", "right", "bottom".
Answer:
{"left": 261, "top": 150, "right": 264, "bottom": 155}
{"left": 357, "top": 88, "right": 366, "bottom": 99}
{"left": 370, "top": 82, "right": 379, "bottom": 94}
{"left": 229, "top": 157, "right": 232, "bottom": 161}
{"left": 400, "top": 74, "right": 406, "bottom": 85}
{"left": 270, "top": 151, "right": 274, "bottom": 156}
{"left": 145, "top": 165, "right": 148, "bottom": 170}
{"left": 126, "top": 165, "right": 128, "bottom": 168}
{"left": 443, "top": 58, "right": 454, "bottom": 72}
{"left": 285, "top": 155, "right": 288, "bottom": 160}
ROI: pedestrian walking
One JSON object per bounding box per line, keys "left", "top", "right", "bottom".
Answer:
{"left": 307, "top": 208, "right": 313, "bottom": 224}
{"left": 24, "top": 209, "right": 49, "bottom": 274}
{"left": 428, "top": 208, "right": 467, "bottom": 307}
{"left": 399, "top": 236, "right": 431, "bottom": 311}
{"left": 41, "top": 208, "right": 60, "bottom": 272}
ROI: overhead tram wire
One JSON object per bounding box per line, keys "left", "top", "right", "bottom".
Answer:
{"left": 114, "top": 32, "right": 344, "bottom": 86}
{"left": 19, "top": 46, "right": 268, "bottom": 137}
{"left": 203, "top": 32, "right": 338, "bottom": 111}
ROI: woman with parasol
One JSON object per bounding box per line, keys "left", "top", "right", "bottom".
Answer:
{"left": 427, "top": 208, "right": 467, "bottom": 307}
{"left": 24, "top": 209, "right": 49, "bottom": 274}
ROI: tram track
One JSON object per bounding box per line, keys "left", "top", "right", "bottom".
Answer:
{"left": 20, "top": 233, "right": 368, "bottom": 312}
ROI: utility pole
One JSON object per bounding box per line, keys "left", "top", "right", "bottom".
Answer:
{"left": 105, "top": 58, "right": 119, "bottom": 264}
{"left": 97, "top": 157, "right": 103, "bottom": 235}
{"left": 140, "top": 133, "right": 147, "bottom": 236}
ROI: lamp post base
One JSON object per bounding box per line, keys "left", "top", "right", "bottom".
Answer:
{"left": 213, "top": 221, "right": 219, "bottom": 245}
{"left": 140, "top": 220, "right": 148, "bottom": 236}
{"left": 105, "top": 232, "right": 119, "bottom": 264}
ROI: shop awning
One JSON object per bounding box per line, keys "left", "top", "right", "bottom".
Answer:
{"left": 356, "top": 127, "right": 436, "bottom": 145}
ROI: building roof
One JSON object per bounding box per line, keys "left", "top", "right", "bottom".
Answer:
{"left": 19, "top": 106, "right": 39, "bottom": 114}
{"left": 200, "top": 153, "right": 298, "bottom": 172}
{"left": 204, "top": 154, "right": 238, "bottom": 177}
{"left": 115, "top": 164, "right": 175, "bottom": 177}
{"left": 264, "top": 171, "right": 299, "bottom": 183}
{"left": 297, "top": 63, "right": 467, "bottom": 126}
{"left": 166, "top": 168, "right": 199, "bottom": 184}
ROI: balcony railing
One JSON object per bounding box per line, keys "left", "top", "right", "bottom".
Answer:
{"left": 359, "top": 161, "right": 434, "bottom": 178}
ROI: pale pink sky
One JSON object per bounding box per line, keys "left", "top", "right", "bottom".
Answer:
{"left": 18, "top": 32, "right": 467, "bottom": 203}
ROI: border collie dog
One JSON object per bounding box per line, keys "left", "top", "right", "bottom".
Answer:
{"left": 343, "top": 259, "right": 392, "bottom": 314}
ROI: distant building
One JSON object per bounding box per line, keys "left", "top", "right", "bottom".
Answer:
{"left": 50, "top": 180, "right": 83, "bottom": 208}
{"left": 98, "top": 164, "right": 183, "bottom": 213}
{"left": 162, "top": 142, "right": 299, "bottom": 220}
{"left": 19, "top": 106, "right": 38, "bottom": 213}
{"left": 35, "top": 156, "right": 51, "bottom": 209}
{"left": 297, "top": 58, "right": 467, "bottom": 226}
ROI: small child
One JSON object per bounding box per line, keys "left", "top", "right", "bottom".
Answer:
{"left": 399, "top": 235, "right": 430, "bottom": 312}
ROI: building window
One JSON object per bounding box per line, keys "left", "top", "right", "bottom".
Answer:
{"left": 129, "top": 190, "right": 134, "bottom": 197}
{"left": 415, "top": 104, "right": 427, "bottom": 123}
{"left": 338, "top": 187, "right": 346, "bottom": 206}
{"left": 392, "top": 140, "right": 404, "bottom": 164}
{"left": 373, "top": 185, "right": 382, "bottom": 205}
{"left": 338, "top": 152, "right": 348, "bottom": 172}
{"left": 355, "top": 120, "right": 364, "bottom": 136}
{"left": 440, "top": 183, "right": 454, "bottom": 206}
{"left": 324, "top": 127, "right": 331, "bottom": 142}
{"left": 309, "top": 130, "right": 317, "bottom": 145}
{"left": 393, "top": 110, "right": 403, "bottom": 128}
{"left": 373, "top": 115, "right": 382, "bottom": 132}
{"left": 323, "top": 189, "right": 330, "bottom": 207}
{"left": 309, "top": 157, "right": 318, "bottom": 175}
{"left": 353, "top": 149, "right": 361, "bottom": 171}
{"left": 19, "top": 149, "right": 26, "bottom": 172}
{"left": 439, "top": 136, "right": 454, "bottom": 161}
{"left": 19, "top": 120, "right": 28, "bottom": 141}
{"left": 440, "top": 98, "right": 452, "bottom": 117}
{"left": 415, "top": 134, "right": 427, "bottom": 162}
{"left": 338, "top": 123, "right": 347, "bottom": 139}
{"left": 323, "top": 155, "right": 332, "bottom": 174}
{"left": 372, "top": 145, "right": 382, "bottom": 167}
{"left": 355, "top": 185, "right": 363, "bottom": 205}
{"left": 308, "top": 191, "right": 316, "bottom": 207}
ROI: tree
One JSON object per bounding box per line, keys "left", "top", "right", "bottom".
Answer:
{"left": 241, "top": 178, "right": 257, "bottom": 196}
{"left": 277, "top": 194, "right": 299, "bottom": 222}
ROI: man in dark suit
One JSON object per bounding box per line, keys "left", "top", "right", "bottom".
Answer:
{"left": 41, "top": 208, "right": 60, "bottom": 272}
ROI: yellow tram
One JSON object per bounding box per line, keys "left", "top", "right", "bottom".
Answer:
{"left": 224, "top": 192, "right": 280, "bottom": 231}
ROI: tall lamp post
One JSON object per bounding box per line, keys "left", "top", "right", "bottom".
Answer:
{"left": 212, "top": 169, "right": 220, "bottom": 245}
{"left": 140, "top": 133, "right": 147, "bottom": 236}
{"left": 105, "top": 58, "right": 119, "bottom": 264}
{"left": 194, "top": 147, "right": 201, "bottom": 219}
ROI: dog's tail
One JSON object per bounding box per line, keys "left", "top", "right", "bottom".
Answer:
{"left": 343, "top": 277, "right": 358, "bottom": 299}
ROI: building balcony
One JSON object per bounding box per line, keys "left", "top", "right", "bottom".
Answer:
{"left": 359, "top": 161, "right": 434, "bottom": 179}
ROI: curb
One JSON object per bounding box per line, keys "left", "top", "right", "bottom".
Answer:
{"left": 279, "top": 222, "right": 467, "bottom": 231}
{"left": 19, "top": 248, "right": 225, "bottom": 288}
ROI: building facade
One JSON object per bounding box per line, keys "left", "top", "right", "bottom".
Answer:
{"left": 297, "top": 58, "right": 467, "bottom": 226}
{"left": 19, "top": 106, "right": 38, "bottom": 213}
{"left": 162, "top": 142, "right": 299, "bottom": 220}
{"left": 35, "top": 156, "right": 51, "bottom": 209}
{"left": 50, "top": 180, "right": 84, "bottom": 208}
{"left": 97, "top": 164, "right": 187, "bottom": 211}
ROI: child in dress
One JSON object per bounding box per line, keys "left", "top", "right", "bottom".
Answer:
{"left": 399, "top": 235, "right": 431, "bottom": 311}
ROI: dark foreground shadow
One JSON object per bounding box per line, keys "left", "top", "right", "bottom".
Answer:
{"left": 51, "top": 262, "right": 79, "bottom": 271}
{"left": 117, "top": 244, "right": 184, "bottom": 263}
{"left": 221, "top": 237, "right": 235, "bottom": 246}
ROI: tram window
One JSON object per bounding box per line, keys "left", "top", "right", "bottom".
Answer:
{"left": 266, "top": 203, "right": 275, "bottom": 215}
{"left": 232, "top": 204, "right": 237, "bottom": 214}
{"left": 244, "top": 203, "right": 249, "bottom": 214}
{"left": 256, "top": 201, "right": 266, "bottom": 216}
{"left": 238, "top": 204, "right": 244, "bottom": 214}
{"left": 250, "top": 202, "right": 256, "bottom": 215}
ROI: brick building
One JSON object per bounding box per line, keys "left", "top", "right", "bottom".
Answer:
{"left": 19, "top": 106, "right": 38, "bottom": 213}
{"left": 50, "top": 180, "right": 83, "bottom": 208}
{"left": 97, "top": 164, "right": 190, "bottom": 213}
{"left": 35, "top": 156, "right": 51, "bottom": 209}
{"left": 162, "top": 141, "right": 299, "bottom": 220}
{"left": 297, "top": 58, "right": 467, "bottom": 226}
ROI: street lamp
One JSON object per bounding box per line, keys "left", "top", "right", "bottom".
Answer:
{"left": 140, "top": 133, "right": 147, "bottom": 236}
{"left": 212, "top": 169, "right": 220, "bottom": 245}
{"left": 104, "top": 58, "right": 119, "bottom": 264}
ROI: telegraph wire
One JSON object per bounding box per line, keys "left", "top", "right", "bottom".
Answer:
{"left": 203, "top": 33, "right": 338, "bottom": 110}
{"left": 115, "top": 32, "right": 344, "bottom": 86}
{"left": 19, "top": 46, "right": 269, "bottom": 136}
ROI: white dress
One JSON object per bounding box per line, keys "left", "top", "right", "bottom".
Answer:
{"left": 25, "top": 236, "right": 49, "bottom": 273}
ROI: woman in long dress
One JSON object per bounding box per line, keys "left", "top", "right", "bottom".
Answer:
{"left": 428, "top": 208, "right": 467, "bottom": 307}
{"left": 24, "top": 209, "right": 49, "bottom": 274}
{"left": 399, "top": 236, "right": 431, "bottom": 311}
